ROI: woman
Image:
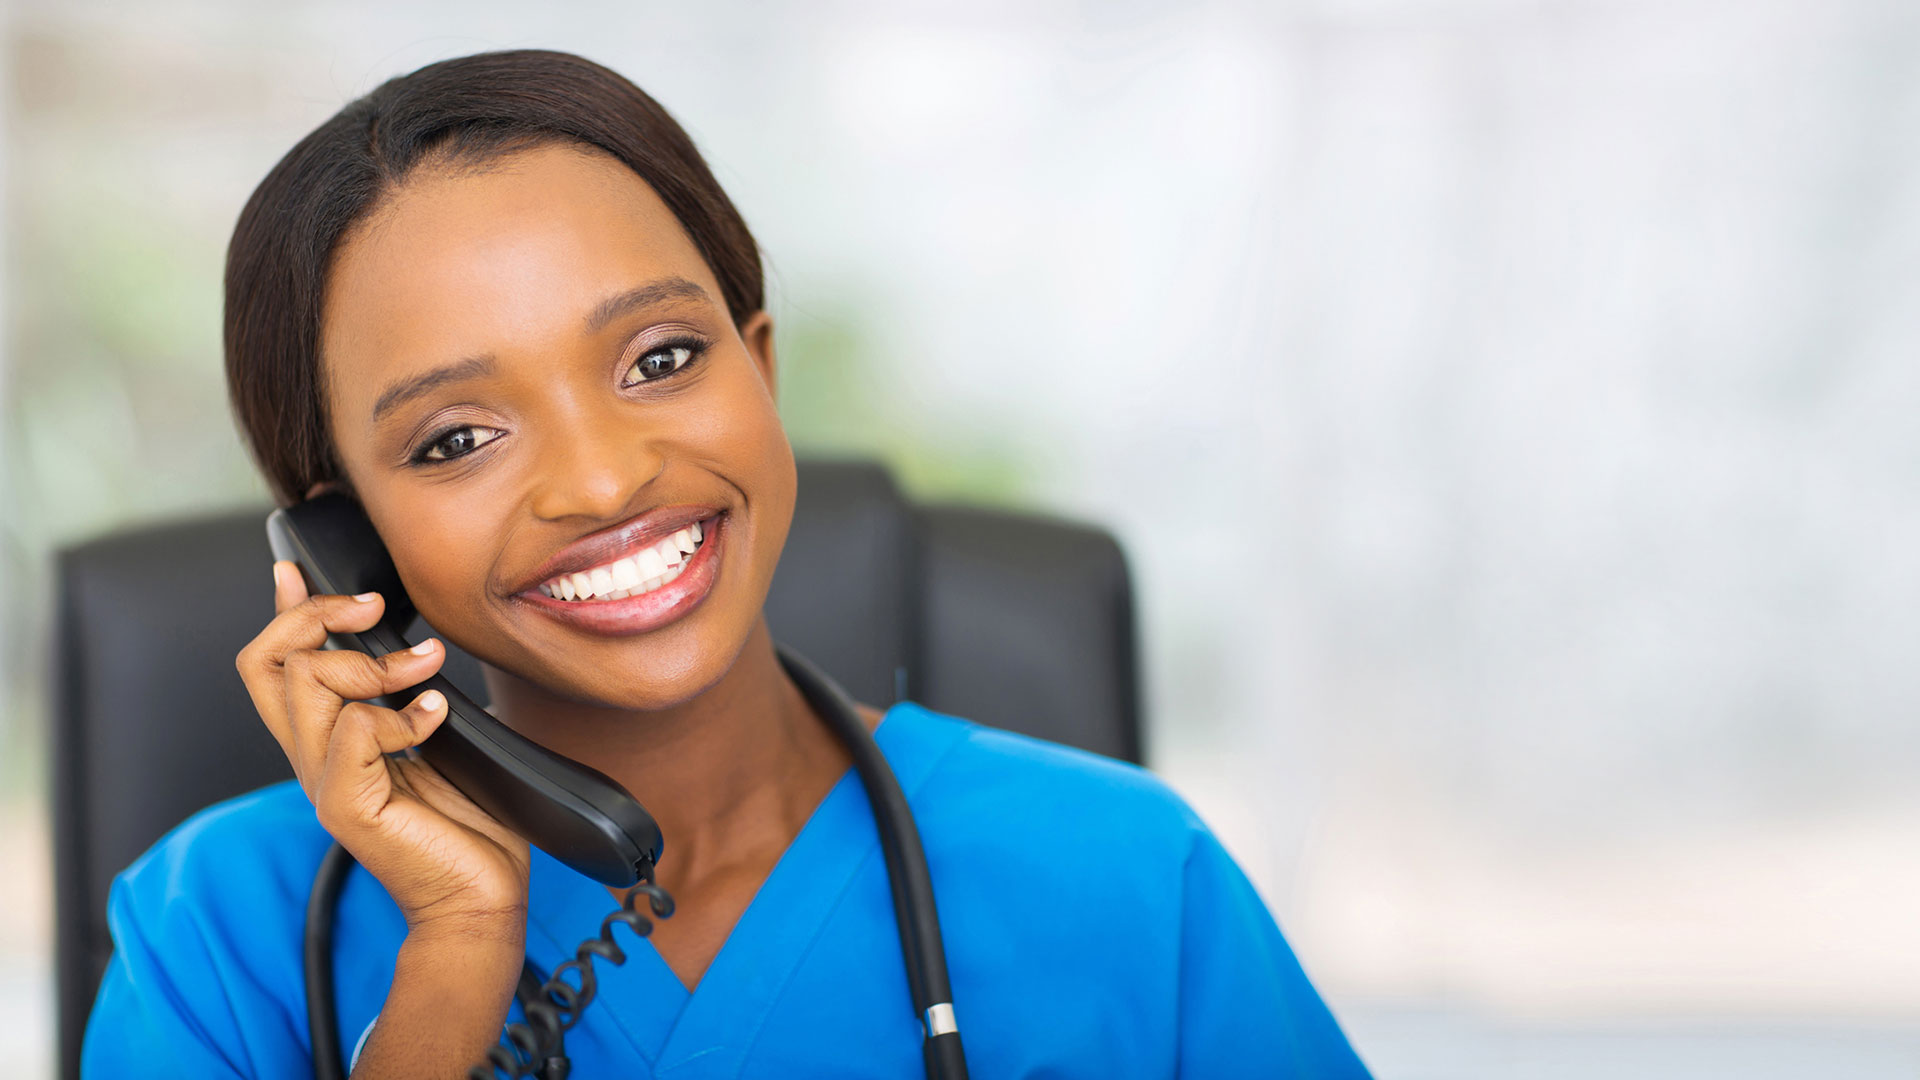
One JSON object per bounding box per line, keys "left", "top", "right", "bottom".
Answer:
{"left": 82, "top": 49, "right": 1370, "bottom": 1079}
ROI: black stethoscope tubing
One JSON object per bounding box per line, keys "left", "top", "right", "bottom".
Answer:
{"left": 306, "top": 642, "right": 969, "bottom": 1079}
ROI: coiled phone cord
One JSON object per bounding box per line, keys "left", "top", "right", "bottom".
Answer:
{"left": 474, "top": 868, "right": 674, "bottom": 1080}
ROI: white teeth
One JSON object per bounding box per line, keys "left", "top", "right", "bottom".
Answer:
{"left": 657, "top": 536, "right": 684, "bottom": 566}
{"left": 542, "top": 518, "right": 713, "bottom": 601}
{"left": 635, "top": 545, "right": 669, "bottom": 580}
{"left": 610, "top": 556, "right": 642, "bottom": 591}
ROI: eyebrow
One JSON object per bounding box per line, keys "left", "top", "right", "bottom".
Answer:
{"left": 367, "top": 276, "right": 715, "bottom": 424}
{"left": 370, "top": 353, "right": 495, "bottom": 424}
{"left": 582, "top": 276, "right": 713, "bottom": 336}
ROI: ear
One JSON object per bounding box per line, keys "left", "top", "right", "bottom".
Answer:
{"left": 739, "top": 310, "right": 776, "bottom": 401}
{"left": 303, "top": 477, "right": 352, "bottom": 501}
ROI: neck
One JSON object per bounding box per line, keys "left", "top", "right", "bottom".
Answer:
{"left": 478, "top": 617, "right": 863, "bottom": 882}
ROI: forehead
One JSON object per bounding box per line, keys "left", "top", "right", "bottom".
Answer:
{"left": 319, "top": 141, "right": 718, "bottom": 412}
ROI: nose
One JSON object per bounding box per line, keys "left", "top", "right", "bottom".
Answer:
{"left": 526, "top": 404, "right": 667, "bottom": 522}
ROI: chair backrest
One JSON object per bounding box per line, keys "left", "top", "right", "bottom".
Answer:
{"left": 49, "top": 458, "right": 1139, "bottom": 1078}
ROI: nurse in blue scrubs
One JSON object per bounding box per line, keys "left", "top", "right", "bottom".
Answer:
{"left": 83, "top": 48, "right": 1371, "bottom": 1079}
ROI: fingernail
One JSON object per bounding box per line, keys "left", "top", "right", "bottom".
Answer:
{"left": 272, "top": 563, "right": 291, "bottom": 590}
{"left": 418, "top": 690, "right": 445, "bottom": 712}
{"left": 409, "top": 638, "right": 437, "bottom": 655}
{"left": 354, "top": 592, "right": 379, "bottom": 603}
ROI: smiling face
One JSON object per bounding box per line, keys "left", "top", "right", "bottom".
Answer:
{"left": 318, "top": 140, "right": 795, "bottom": 711}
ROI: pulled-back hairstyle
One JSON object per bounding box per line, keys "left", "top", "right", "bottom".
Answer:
{"left": 224, "top": 49, "right": 764, "bottom": 506}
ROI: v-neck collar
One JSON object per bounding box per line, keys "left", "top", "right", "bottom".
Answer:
{"left": 521, "top": 700, "right": 969, "bottom": 1077}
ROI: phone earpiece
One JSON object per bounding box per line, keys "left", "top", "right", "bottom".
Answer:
{"left": 272, "top": 492, "right": 419, "bottom": 629}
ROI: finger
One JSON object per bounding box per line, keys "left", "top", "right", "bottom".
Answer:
{"left": 237, "top": 591, "right": 390, "bottom": 749}
{"left": 391, "top": 751, "right": 528, "bottom": 857}
{"left": 272, "top": 560, "right": 309, "bottom": 615}
{"left": 258, "top": 562, "right": 315, "bottom": 761}
{"left": 283, "top": 638, "right": 446, "bottom": 789}
{"left": 314, "top": 690, "right": 450, "bottom": 835}
{"left": 242, "top": 590, "right": 386, "bottom": 683}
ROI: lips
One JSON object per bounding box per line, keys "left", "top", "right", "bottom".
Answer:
{"left": 512, "top": 510, "right": 728, "bottom": 637}
{"left": 512, "top": 504, "right": 721, "bottom": 597}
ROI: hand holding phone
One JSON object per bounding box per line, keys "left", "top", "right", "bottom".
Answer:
{"left": 262, "top": 493, "right": 664, "bottom": 890}
{"left": 236, "top": 562, "right": 535, "bottom": 936}
{"left": 259, "top": 493, "right": 671, "bottom": 1080}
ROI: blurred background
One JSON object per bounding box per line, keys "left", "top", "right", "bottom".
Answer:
{"left": 4, "top": 0, "right": 1918, "bottom": 1075}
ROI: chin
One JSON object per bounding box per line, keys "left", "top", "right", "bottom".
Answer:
{"left": 467, "top": 585, "right": 763, "bottom": 716}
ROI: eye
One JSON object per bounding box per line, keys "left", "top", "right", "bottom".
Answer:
{"left": 411, "top": 425, "right": 504, "bottom": 464}
{"left": 623, "top": 341, "right": 701, "bottom": 385}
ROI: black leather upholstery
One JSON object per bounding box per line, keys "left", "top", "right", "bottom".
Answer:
{"left": 50, "top": 458, "right": 1138, "bottom": 1078}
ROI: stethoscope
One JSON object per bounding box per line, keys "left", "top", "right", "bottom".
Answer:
{"left": 304, "top": 643, "right": 969, "bottom": 1080}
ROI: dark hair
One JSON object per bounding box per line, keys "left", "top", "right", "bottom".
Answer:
{"left": 224, "top": 49, "right": 764, "bottom": 506}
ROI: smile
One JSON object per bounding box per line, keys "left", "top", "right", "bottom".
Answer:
{"left": 517, "top": 511, "right": 726, "bottom": 636}
{"left": 537, "top": 519, "right": 705, "bottom": 601}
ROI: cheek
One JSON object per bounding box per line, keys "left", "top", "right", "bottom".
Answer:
{"left": 670, "top": 359, "right": 797, "bottom": 598}
{"left": 679, "top": 356, "right": 784, "bottom": 453}
{"left": 674, "top": 353, "right": 792, "bottom": 482}
{"left": 373, "top": 500, "right": 506, "bottom": 636}
{"left": 706, "top": 362, "right": 796, "bottom": 550}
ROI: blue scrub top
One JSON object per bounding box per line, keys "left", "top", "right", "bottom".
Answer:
{"left": 84, "top": 702, "right": 1370, "bottom": 1078}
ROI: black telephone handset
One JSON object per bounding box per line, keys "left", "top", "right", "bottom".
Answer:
{"left": 266, "top": 491, "right": 663, "bottom": 888}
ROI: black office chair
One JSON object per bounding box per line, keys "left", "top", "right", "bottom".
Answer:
{"left": 49, "top": 458, "right": 1139, "bottom": 1079}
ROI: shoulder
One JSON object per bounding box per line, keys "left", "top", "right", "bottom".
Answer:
{"left": 887, "top": 705, "right": 1372, "bottom": 1075}
{"left": 113, "top": 779, "right": 331, "bottom": 918}
{"left": 86, "top": 782, "right": 335, "bottom": 1076}
{"left": 104, "top": 779, "right": 336, "bottom": 998}
{"left": 888, "top": 701, "right": 1211, "bottom": 869}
